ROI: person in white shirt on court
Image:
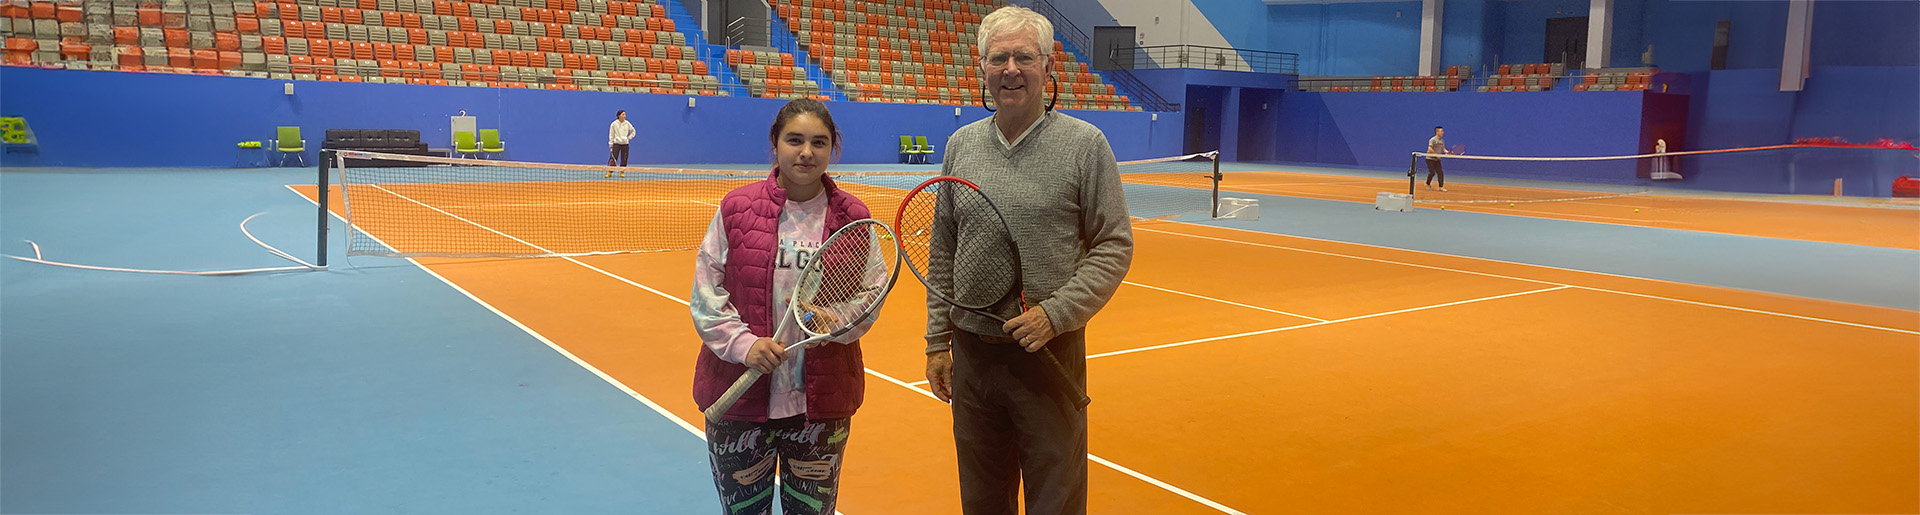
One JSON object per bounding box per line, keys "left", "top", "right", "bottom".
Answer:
{"left": 607, "top": 109, "right": 636, "bottom": 178}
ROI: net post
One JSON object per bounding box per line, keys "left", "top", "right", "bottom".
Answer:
{"left": 1210, "top": 152, "right": 1221, "bottom": 218}
{"left": 317, "top": 149, "right": 330, "bottom": 267}
{"left": 1408, "top": 153, "right": 1418, "bottom": 195}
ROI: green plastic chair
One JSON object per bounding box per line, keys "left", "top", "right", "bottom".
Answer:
{"left": 914, "top": 135, "right": 936, "bottom": 164}
{"left": 478, "top": 129, "right": 505, "bottom": 158}
{"left": 898, "top": 135, "right": 914, "bottom": 163}
{"left": 271, "top": 126, "right": 305, "bottom": 167}
{"left": 453, "top": 131, "right": 480, "bottom": 159}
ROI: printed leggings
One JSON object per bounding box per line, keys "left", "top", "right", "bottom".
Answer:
{"left": 706, "top": 415, "right": 851, "bottom": 515}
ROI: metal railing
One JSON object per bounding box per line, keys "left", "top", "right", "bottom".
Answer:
{"left": 725, "top": 17, "right": 774, "bottom": 48}
{"left": 1009, "top": 0, "right": 1178, "bottom": 112}
{"left": 1110, "top": 45, "right": 1298, "bottom": 75}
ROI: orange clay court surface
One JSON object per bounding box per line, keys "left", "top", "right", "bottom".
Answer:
{"left": 292, "top": 170, "right": 1918, "bottom": 514}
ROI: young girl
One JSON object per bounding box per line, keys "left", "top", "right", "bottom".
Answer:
{"left": 689, "top": 98, "right": 873, "bottom": 515}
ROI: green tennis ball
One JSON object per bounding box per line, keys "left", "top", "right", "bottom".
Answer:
{"left": 1634, "top": 209, "right": 1640, "bottom": 213}
{"left": 1508, "top": 203, "right": 1515, "bottom": 207}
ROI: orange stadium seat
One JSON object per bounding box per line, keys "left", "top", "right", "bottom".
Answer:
{"left": 192, "top": 49, "right": 219, "bottom": 71}
{"left": 114, "top": 45, "right": 142, "bottom": 70}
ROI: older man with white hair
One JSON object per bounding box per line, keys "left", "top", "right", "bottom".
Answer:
{"left": 921, "top": 6, "right": 1133, "bottom": 514}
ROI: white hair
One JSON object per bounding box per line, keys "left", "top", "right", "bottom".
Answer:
{"left": 976, "top": 6, "right": 1053, "bottom": 59}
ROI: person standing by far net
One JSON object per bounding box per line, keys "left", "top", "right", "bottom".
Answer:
{"left": 1651, "top": 138, "right": 1682, "bottom": 180}
{"left": 607, "top": 109, "right": 636, "bottom": 178}
{"left": 1426, "top": 126, "right": 1450, "bottom": 191}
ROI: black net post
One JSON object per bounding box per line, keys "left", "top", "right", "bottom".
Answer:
{"left": 1408, "top": 153, "right": 1418, "bottom": 195}
{"left": 1210, "top": 153, "right": 1221, "bottom": 219}
{"left": 317, "top": 149, "right": 331, "bottom": 267}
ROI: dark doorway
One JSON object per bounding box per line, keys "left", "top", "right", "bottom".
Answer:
{"left": 1545, "top": 16, "right": 1588, "bottom": 70}
{"left": 1091, "top": 26, "right": 1135, "bottom": 71}
{"left": 1236, "top": 89, "right": 1281, "bottom": 162}
{"left": 1184, "top": 86, "right": 1224, "bottom": 155}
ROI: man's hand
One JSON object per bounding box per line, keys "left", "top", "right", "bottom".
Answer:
{"left": 745, "top": 337, "right": 787, "bottom": 373}
{"left": 926, "top": 350, "right": 953, "bottom": 403}
{"left": 1003, "top": 305, "right": 1057, "bottom": 353}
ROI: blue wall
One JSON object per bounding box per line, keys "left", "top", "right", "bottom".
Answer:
{"left": 1276, "top": 88, "right": 1647, "bottom": 181}
{"left": 1029, "top": 0, "right": 1118, "bottom": 43}
{"left": 1134, "top": 68, "right": 1291, "bottom": 161}
{"left": 1166, "top": 0, "right": 1918, "bottom": 76}
{"left": 0, "top": 67, "right": 1178, "bottom": 168}
{"left": 1636, "top": 0, "right": 1917, "bottom": 72}
{"left": 1498, "top": 0, "right": 1585, "bottom": 65}
{"left": 1266, "top": 2, "right": 1424, "bottom": 76}
{"left": 1439, "top": 0, "right": 1495, "bottom": 73}
{"left": 1808, "top": 1, "right": 1920, "bottom": 68}
{"left": 1683, "top": 66, "right": 1919, "bottom": 196}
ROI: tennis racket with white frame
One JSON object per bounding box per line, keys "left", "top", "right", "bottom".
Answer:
{"left": 702, "top": 218, "right": 901, "bottom": 422}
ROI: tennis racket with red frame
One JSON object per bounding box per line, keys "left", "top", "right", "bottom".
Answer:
{"left": 895, "top": 176, "right": 1090, "bottom": 410}
{"left": 702, "top": 218, "right": 902, "bottom": 422}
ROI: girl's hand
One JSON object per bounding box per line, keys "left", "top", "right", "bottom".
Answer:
{"left": 745, "top": 337, "right": 787, "bottom": 373}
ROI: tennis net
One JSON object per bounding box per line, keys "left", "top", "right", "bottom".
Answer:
{"left": 331, "top": 149, "right": 1222, "bottom": 259}
{"left": 1403, "top": 142, "right": 1920, "bottom": 205}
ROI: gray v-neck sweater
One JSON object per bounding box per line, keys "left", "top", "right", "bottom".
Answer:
{"left": 924, "top": 112, "right": 1134, "bottom": 353}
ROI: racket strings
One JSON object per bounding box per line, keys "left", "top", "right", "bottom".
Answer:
{"left": 944, "top": 186, "right": 1019, "bottom": 309}
{"left": 793, "top": 222, "right": 896, "bottom": 337}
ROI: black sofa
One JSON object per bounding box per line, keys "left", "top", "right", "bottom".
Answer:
{"left": 322, "top": 129, "right": 438, "bottom": 167}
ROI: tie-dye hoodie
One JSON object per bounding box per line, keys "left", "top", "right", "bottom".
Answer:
{"left": 691, "top": 168, "right": 871, "bottom": 421}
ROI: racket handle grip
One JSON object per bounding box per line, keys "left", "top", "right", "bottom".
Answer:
{"left": 704, "top": 369, "right": 765, "bottom": 422}
{"left": 1038, "top": 351, "right": 1091, "bottom": 410}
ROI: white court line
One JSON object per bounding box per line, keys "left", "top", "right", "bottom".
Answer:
{"left": 1088, "top": 286, "right": 1570, "bottom": 359}
{"left": 903, "top": 279, "right": 1334, "bottom": 386}
{"left": 1138, "top": 225, "right": 1920, "bottom": 336}
{"left": 295, "top": 185, "right": 700, "bottom": 435}
{"left": 1136, "top": 226, "right": 1558, "bottom": 287}
{"left": 367, "top": 184, "right": 689, "bottom": 305}
{"left": 1225, "top": 180, "right": 1386, "bottom": 188}
{"left": 442, "top": 199, "right": 711, "bottom": 209}
{"left": 299, "top": 186, "right": 841, "bottom": 513}
{"left": 1221, "top": 182, "right": 1716, "bottom": 230}
{"left": 870, "top": 364, "right": 1250, "bottom": 515}
{"left": 1123, "top": 280, "right": 1329, "bottom": 322}
{"left": 325, "top": 186, "right": 1250, "bottom": 514}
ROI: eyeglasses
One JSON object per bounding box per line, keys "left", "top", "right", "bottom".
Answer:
{"left": 982, "top": 51, "right": 1043, "bottom": 69}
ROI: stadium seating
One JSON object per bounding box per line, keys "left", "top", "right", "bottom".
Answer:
{"left": 5, "top": 0, "right": 1137, "bottom": 109}
{"left": 3, "top": 0, "right": 724, "bottom": 95}
{"left": 1574, "top": 67, "right": 1659, "bottom": 91}
{"left": 768, "top": 0, "right": 1135, "bottom": 110}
